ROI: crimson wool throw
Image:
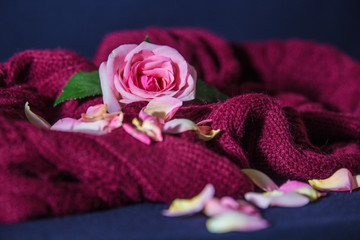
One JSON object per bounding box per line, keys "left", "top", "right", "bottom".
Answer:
{"left": 1, "top": 28, "right": 359, "bottom": 223}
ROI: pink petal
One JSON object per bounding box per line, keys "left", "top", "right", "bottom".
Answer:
{"left": 122, "top": 123, "right": 151, "bottom": 145}
{"left": 278, "top": 180, "right": 312, "bottom": 193}
{"left": 206, "top": 211, "right": 269, "bottom": 233}
{"left": 143, "top": 96, "right": 183, "bottom": 121}
{"left": 204, "top": 197, "right": 259, "bottom": 217}
{"left": 245, "top": 192, "right": 310, "bottom": 209}
{"left": 108, "top": 113, "right": 123, "bottom": 132}
{"left": 197, "top": 125, "right": 220, "bottom": 141}
{"left": 72, "top": 120, "right": 109, "bottom": 135}
{"left": 308, "top": 168, "right": 358, "bottom": 191}
{"left": 81, "top": 104, "right": 107, "bottom": 122}
{"left": 24, "top": 102, "right": 51, "bottom": 130}
{"left": 241, "top": 169, "right": 279, "bottom": 192}
{"left": 162, "top": 118, "right": 198, "bottom": 134}
{"left": 51, "top": 117, "right": 81, "bottom": 132}
{"left": 99, "top": 62, "right": 122, "bottom": 113}
{"left": 140, "top": 119, "right": 163, "bottom": 142}
{"left": 162, "top": 184, "right": 215, "bottom": 217}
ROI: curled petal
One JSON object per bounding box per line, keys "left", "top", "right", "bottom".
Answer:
{"left": 295, "top": 187, "right": 326, "bottom": 201}
{"left": 51, "top": 117, "right": 81, "bottom": 132}
{"left": 204, "top": 197, "right": 259, "bottom": 217}
{"left": 278, "top": 180, "right": 312, "bottom": 193}
{"left": 24, "top": 102, "right": 51, "bottom": 130}
{"left": 197, "top": 125, "right": 220, "bottom": 141}
{"left": 308, "top": 168, "right": 358, "bottom": 192}
{"left": 99, "top": 62, "right": 122, "bottom": 113}
{"left": 72, "top": 120, "right": 109, "bottom": 135}
{"left": 242, "top": 169, "right": 279, "bottom": 192}
{"left": 122, "top": 123, "right": 151, "bottom": 145}
{"left": 206, "top": 211, "right": 269, "bottom": 233}
{"left": 162, "top": 184, "right": 215, "bottom": 217}
{"left": 108, "top": 113, "right": 124, "bottom": 132}
{"left": 143, "top": 96, "right": 183, "bottom": 121}
{"left": 80, "top": 104, "right": 107, "bottom": 122}
{"left": 245, "top": 192, "right": 310, "bottom": 209}
{"left": 133, "top": 118, "right": 163, "bottom": 142}
{"left": 162, "top": 118, "right": 198, "bottom": 134}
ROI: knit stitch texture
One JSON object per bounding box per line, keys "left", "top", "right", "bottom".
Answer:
{"left": 0, "top": 28, "right": 359, "bottom": 223}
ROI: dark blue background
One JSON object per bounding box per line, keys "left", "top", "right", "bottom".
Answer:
{"left": 1, "top": 1, "right": 360, "bottom": 239}
{"left": 1, "top": 0, "right": 360, "bottom": 62}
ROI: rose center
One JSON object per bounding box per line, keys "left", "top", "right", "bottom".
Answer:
{"left": 140, "top": 75, "right": 166, "bottom": 92}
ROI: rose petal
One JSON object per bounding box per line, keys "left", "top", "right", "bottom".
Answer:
{"left": 308, "top": 168, "right": 358, "bottom": 192}
{"left": 51, "top": 117, "right": 81, "bottom": 132}
{"left": 133, "top": 118, "right": 163, "bottom": 142}
{"left": 108, "top": 113, "right": 123, "bottom": 132}
{"left": 197, "top": 126, "right": 220, "bottom": 141}
{"left": 241, "top": 169, "right": 279, "bottom": 192}
{"left": 206, "top": 211, "right": 269, "bottom": 233}
{"left": 245, "top": 192, "right": 310, "bottom": 209}
{"left": 99, "top": 62, "right": 122, "bottom": 113}
{"left": 162, "top": 118, "right": 198, "bottom": 134}
{"left": 204, "top": 197, "right": 259, "bottom": 217}
{"left": 81, "top": 104, "right": 107, "bottom": 122}
{"left": 24, "top": 102, "right": 51, "bottom": 130}
{"left": 143, "top": 96, "right": 183, "bottom": 121}
{"left": 294, "top": 187, "right": 326, "bottom": 201}
{"left": 122, "top": 123, "right": 151, "bottom": 145}
{"left": 278, "top": 180, "right": 312, "bottom": 193}
{"left": 162, "top": 184, "right": 215, "bottom": 217}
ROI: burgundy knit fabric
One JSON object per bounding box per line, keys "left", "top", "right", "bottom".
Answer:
{"left": 1, "top": 28, "right": 360, "bottom": 223}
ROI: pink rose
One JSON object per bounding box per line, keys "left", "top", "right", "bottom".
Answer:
{"left": 99, "top": 41, "right": 197, "bottom": 112}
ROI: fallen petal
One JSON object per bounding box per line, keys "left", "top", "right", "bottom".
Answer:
{"left": 162, "top": 184, "right": 215, "bottom": 217}
{"left": 245, "top": 192, "right": 310, "bottom": 209}
{"left": 24, "top": 102, "right": 51, "bottom": 130}
{"left": 162, "top": 118, "right": 198, "bottom": 134}
{"left": 278, "top": 180, "right": 312, "bottom": 193}
{"left": 108, "top": 113, "right": 123, "bottom": 132}
{"left": 72, "top": 120, "right": 109, "bottom": 135}
{"left": 242, "top": 169, "right": 279, "bottom": 192}
{"left": 206, "top": 211, "right": 269, "bottom": 233}
{"left": 143, "top": 96, "right": 183, "bottom": 121}
{"left": 294, "top": 187, "right": 326, "bottom": 201}
{"left": 308, "top": 168, "right": 358, "bottom": 192}
{"left": 122, "top": 123, "right": 151, "bottom": 145}
{"left": 51, "top": 117, "right": 81, "bottom": 132}
{"left": 80, "top": 104, "right": 107, "bottom": 122}
{"left": 197, "top": 126, "right": 221, "bottom": 141}
{"left": 141, "top": 119, "right": 163, "bottom": 142}
{"left": 204, "top": 197, "right": 259, "bottom": 217}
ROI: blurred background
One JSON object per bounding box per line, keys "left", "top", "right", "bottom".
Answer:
{"left": 1, "top": 0, "right": 360, "bottom": 62}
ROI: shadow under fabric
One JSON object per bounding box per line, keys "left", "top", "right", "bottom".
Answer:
{"left": 0, "top": 28, "right": 359, "bottom": 224}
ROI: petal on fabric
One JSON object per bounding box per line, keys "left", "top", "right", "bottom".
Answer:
{"left": 72, "top": 120, "right": 109, "bottom": 135}
{"left": 162, "top": 184, "right": 215, "bottom": 217}
{"left": 51, "top": 117, "right": 81, "bottom": 132}
{"left": 162, "top": 118, "right": 198, "bottom": 134}
{"left": 206, "top": 211, "right": 269, "bottom": 233}
{"left": 278, "top": 180, "right": 312, "bottom": 193}
{"left": 355, "top": 175, "right": 360, "bottom": 187}
{"left": 140, "top": 119, "right": 163, "bottom": 142}
{"left": 99, "top": 62, "right": 122, "bottom": 113}
{"left": 197, "top": 126, "right": 220, "bottom": 141}
{"left": 241, "top": 169, "right": 279, "bottom": 192}
{"left": 122, "top": 123, "right": 151, "bottom": 145}
{"left": 24, "top": 102, "right": 51, "bottom": 130}
{"left": 308, "top": 168, "right": 358, "bottom": 192}
{"left": 245, "top": 192, "right": 310, "bottom": 209}
{"left": 143, "top": 96, "right": 183, "bottom": 121}
{"left": 108, "top": 113, "right": 124, "bottom": 132}
{"left": 80, "top": 104, "right": 107, "bottom": 122}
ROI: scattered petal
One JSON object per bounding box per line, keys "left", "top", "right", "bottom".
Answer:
{"left": 206, "top": 211, "right": 269, "bottom": 233}
{"left": 163, "top": 118, "right": 198, "bottom": 134}
{"left": 242, "top": 169, "right": 279, "bottom": 192}
{"left": 51, "top": 117, "right": 81, "bottom": 132}
{"left": 278, "top": 180, "right": 312, "bottom": 193}
{"left": 308, "top": 168, "right": 358, "bottom": 192}
{"left": 24, "top": 102, "right": 51, "bottom": 130}
{"left": 204, "top": 197, "right": 259, "bottom": 217}
{"left": 80, "top": 104, "right": 107, "bottom": 122}
{"left": 122, "top": 123, "right": 151, "bottom": 145}
{"left": 143, "top": 96, "right": 183, "bottom": 121}
{"left": 162, "top": 184, "right": 215, "bottom": 217}
{"left": 245, "top": 192, "right": 310, "bottom": 209}
{"left": 72, "top": 120, "right": 109, "bottom": 135}
{"left": 295, "top": 187, "right": 326, "bottom": 201}
{"left": 197, "top": 125, "right": 221, "bottom": 141}
{"left": 108, "top": 112, "right": 124, "bottom": 132}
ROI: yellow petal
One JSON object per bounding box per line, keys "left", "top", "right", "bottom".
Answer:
{"left": 308, "top": 168, "right": 358, "bottom": 192}
{"left": 162, "top": 184, "right": 215, "bottom": 217}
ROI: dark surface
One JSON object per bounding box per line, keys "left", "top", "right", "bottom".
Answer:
{"left": 1, "top": 191, "right": 360, "bottom": 240}
{"left": 2, "top": 1, "right": 360, "bottom": 239}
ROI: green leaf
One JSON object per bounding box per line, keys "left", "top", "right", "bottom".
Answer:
{"left": 144, "top": 35, "right": 151, "bottom": 43}
{"left": 195, "top": 79, "right": 229, "bottom": 103}
{"left": 53, "top": 71, "right": 102, "bottom": 107}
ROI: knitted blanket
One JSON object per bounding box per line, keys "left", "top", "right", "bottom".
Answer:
{"left": 1, "top": 28, "right": 359, "bottom": 223}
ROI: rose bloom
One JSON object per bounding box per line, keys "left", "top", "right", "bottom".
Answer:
{"left": 99, "top": 41, "right": 197, "bottom": 112}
